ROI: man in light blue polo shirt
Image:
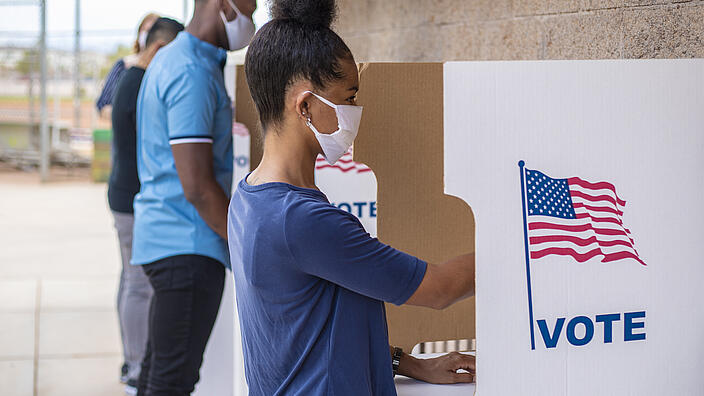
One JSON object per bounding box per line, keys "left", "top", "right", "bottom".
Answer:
{"left": 132, "top": 0, "right": 256, "bottom": 395}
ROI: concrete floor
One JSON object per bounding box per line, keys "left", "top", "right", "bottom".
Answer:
{"left": 0, "top": 169, "right": 125, "bottom": 395}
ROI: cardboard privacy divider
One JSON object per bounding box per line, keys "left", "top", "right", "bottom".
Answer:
{"left": 235, "top": 64, "right": 476, "bottom": 353}
{"left": 444, "top": 60, "right": 704, "bottom": 395}
{"left": 353, "top": 63, "right": 475, "bottom": 352}
{"left": 235, "top": 67, "right": 261, "bottom": 169}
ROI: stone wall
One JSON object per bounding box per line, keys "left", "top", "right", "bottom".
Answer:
{"left": 335, "top": 0, "right": 704, "bottom": 61}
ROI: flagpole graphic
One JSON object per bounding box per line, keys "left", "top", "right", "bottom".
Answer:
{"left": 518, "top": 160, "right": 536, "bottom": 350}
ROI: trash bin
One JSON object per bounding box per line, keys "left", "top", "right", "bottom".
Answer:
{"left": 92, "top": 129, "right": 112, "bottom": 182}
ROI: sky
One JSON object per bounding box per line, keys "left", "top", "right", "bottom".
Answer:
{"left": 0, "top": 0, "right": 271, "bottom": 53}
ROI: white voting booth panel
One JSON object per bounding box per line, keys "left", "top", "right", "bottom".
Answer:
{"left": 444, "top": 60, "right": 704, "bottom": 395}
{"left": 230, "top": 131, "right": 251, "bottom": 396}
{"left": 193, "top": 65, "right": 252, "bottom": 396}
{"left": 315, "top": 150, "right": 378, "bottom": 237}
{"left": 193, "top": 276, "right": 235, "bottom": 396}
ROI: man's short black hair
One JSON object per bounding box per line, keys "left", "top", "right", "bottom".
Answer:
{"left": 146, "top": 17, "right": 185, "bottom": 48}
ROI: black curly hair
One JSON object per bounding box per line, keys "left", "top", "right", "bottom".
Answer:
{"left": 244, "top": 0, "right": 354, "bottom": 132}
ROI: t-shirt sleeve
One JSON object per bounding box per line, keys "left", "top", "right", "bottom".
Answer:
{"left": 163, "top": 67, "right": 217, "bottom": 145}
{"left": 96, "top": 59, "right": 125, "bottom": 111}
{"left": 284, "top": 199, "right": 427, "bottom": 305}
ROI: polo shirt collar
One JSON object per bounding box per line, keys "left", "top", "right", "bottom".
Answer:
{"left": 180, "top": 31, "right": 227, "bottom": 69}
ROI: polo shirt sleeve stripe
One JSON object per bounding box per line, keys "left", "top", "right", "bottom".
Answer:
{"left": 169, "top": 136, "right": 214, "bottom": 145}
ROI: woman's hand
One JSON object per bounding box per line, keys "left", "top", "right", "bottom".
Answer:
{"left": 398, "top": 351, "right": 475, "bottom": 384}
{"left": 135, "top": 40, "right": 166, "bottom": 70}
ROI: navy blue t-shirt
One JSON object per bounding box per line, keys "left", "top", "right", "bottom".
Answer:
{"left": 228, "top": 177, "right": 427, "bottom": 396}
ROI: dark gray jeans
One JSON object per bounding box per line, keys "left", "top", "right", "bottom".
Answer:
{"left": 113, "top": 210, "right": 153, "bottom": 381}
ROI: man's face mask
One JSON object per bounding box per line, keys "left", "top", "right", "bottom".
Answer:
{"left": 220, "top": 0, "right": 255, "bottom": 51}
{"left": 303, "top": 91, "right": 363, "bottom": 165}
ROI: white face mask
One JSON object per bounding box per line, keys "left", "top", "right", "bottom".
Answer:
{"left": 220, "top": 0, "right": 255, "bottom": 51}
{"left": 138, "top": 31, "right": 148, "bottom": 51}
{"left": 304, "top": 91, "right": 363, "bottom": 165}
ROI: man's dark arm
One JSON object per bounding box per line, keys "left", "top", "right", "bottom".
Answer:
{"left": 172, "top": 142, "right": 229, "bottom": 239}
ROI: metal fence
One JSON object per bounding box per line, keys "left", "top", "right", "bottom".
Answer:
{"left": 0, "top": 0, "right": 191, "bottom": 180}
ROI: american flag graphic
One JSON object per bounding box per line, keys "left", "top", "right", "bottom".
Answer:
{"left": 522, "top": 167, "right": 645, "bottom": 266}
{"left": 315, "top": 150, "right": 372, "bottom": 174}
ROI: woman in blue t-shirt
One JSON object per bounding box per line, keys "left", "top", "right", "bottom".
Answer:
{"left": 228, "top": 1, "right": 476, "bottom": 394}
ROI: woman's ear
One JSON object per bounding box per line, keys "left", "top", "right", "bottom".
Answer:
{"left": 295, "top": 91, "right": 312, "bottom": 123}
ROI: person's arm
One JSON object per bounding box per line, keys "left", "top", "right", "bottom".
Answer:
{"left": 404, "top": 253, "right": 475, "bottom": 310}
{"left": 172, "top": 143, "right": 229, "bottom": 239}
{"left": 285, "top": 203, "right": 475, "bottom": 308}
{"left": 284, "top": 203, "right": 429, "bottom": 304}
{"left": 96, "top": 59, "right": 126, "bottom": 117}
{"left": 163, "top": 67, "right": 228, "bottom": 239}
{"left": 394, "top": 255, "right": 476, "bottom": 383}
{"left": 393, "top": 347, "right": 475, "bottom": 384}
{"left": 133, "top": 39, "right": 165, "bottom": 70}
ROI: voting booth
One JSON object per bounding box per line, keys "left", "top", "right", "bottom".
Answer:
{"left": 234, "top": 60, "right": 704, "bottom": 395}
{"left": 444, "top": 59, "right": 704, "bottom": 395}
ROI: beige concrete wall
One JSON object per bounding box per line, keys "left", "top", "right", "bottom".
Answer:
{"left": 335, "top": 0, "right": 704, "bottom": 61}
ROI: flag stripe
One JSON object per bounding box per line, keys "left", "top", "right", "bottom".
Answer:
{"left": 315, "top": 153, "right": 371, "bottom": 174}
{"left": 569, "top": 186, "right": 626, "bottom": 209}
{"left": 530, "top": 229, "right": 636, "bottom": 247}
{"left": 528, "top": 237, "right": 638, "bottom": 256}
{"left": 530, "top": 247, "right": 603, "bottom": 262}
{"left": 529, "top": 235, "right": 633, "bottom": 248}
{"left": 530, "top": 247, "right": 645, "bottom": 265}
{"left": 527, "top": 215, "right": 625, "bottom": 231}
{"left": 575, "top": 212, "right": 622, "bottom": 225}
{"left": 568, "top": 177, "right": 626, "bottom": 206}
{"left": 528, "top": 222, "right": 630, "bottom": 237}
{"left": 575, "top": 212, "right": 633, "bottom": 235}
{"left": 530, "top": 242, "right": 638, "bottom": 258}
{"left": 528, "top": 229, "right": 632, "bottom": 242}
{"left": 573, "top": 208, "right": 632, "bottom": 235}
{"left": 315, "top": 164, "right": 359, "bottom": 173}
{"left": 600, "top": 251, "right": 646, "bottom": 265}
{"left": 574, "top": 207, "right": 620, "bottom": 220}
{"left": 316, "top": 157, "right": 355, "bottom": 164}
{"left": 530, "top": 217, "right": 637, "bottom": 247}
{"left": 569, "top": 190, "right": 623, "bottom": 210}
{"left": 572, "top": 202, "right": 624, "bottom": 216}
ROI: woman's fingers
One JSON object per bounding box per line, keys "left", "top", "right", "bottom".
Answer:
{"left": 452, "top": 372, "right": 475, "bottom": 383}
{"left": 417, "top": 352, "right": 476, "bottom": 384}
{"left": 446, "top": 351, "right": 476, "bottom": 372}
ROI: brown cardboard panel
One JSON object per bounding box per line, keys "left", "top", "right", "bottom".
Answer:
{"left": 235, "top": 64, "right": 263, "bottom": 169}
{"left": 354, "top": 63, "right": 476, "bottom": 352}
{"left": 234, "top": 63, "right": 475, "bottom": 353}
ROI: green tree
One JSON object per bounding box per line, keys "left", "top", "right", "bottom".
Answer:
{"left": 15, "top": 48, "right": 38, "bottom": 77}
{"left": 99, "top": 44, "right": 132, "bottom": 79}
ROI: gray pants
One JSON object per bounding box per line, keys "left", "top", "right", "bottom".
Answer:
{"left": 113, "top": 210, "right": 153, "bottom": 381}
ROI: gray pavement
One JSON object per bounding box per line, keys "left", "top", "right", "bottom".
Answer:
{"left": 0, "top": 170, "right": 125, "bottom": 395}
